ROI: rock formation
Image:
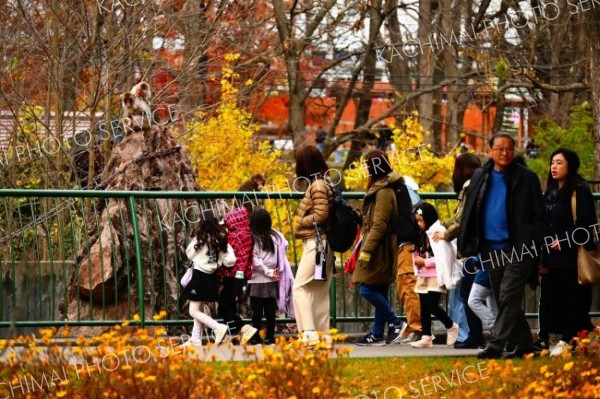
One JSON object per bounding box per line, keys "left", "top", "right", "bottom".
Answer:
{"left": 60, "top": 125, "right": 202, "bottom": 336}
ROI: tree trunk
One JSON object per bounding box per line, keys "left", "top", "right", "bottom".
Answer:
{"left": 339, "top": 0, "right": 383, "bottom": 188}
{"left": 417, "top": 0, "right": 434, "bottom": 146}
{"left": 588, "top": 10, "right": 600, "bottom": 181}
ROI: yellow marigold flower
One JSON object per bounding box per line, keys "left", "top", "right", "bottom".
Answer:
{"left": 563, "top": 362, "right": 574, "bottom": 371}
{"left": 312, "top": 387, "right": 321, "bottom": 394}
{"left": 133, "top": 314, "right": 141, "bottom": 322}
{"left": 56, "top": 391, "right": 68, "bottom": 398}
{"left": 143, "top": 376, "right": 157, "bottom": 382}
{"left": 245, "top": 79, "right": 253, "bottom": 86}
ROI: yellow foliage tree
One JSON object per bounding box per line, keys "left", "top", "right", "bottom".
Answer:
{"left": 183, "top": 55, "right": 301, "bottom": 263}
{"left": 345, "top": 111, "right": 458, "bottom": 220}
{"left": 184, "top": 54, "right": 290, "bottom": 191}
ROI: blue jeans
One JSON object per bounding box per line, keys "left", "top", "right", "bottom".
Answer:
{"left": 448, "top": 284, "right": 470, "bottom": 342}
{"left": 359, "top": 284, "right": 401, "bottom": 337}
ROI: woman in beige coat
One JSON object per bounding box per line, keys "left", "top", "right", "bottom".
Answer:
{"left": 293, "top": 146, "right": 333, "bottom": 346}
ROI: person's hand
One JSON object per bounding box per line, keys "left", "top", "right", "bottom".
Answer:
{"left": 414, "top": 256, "right": 425, "bottom": 268}
{"left": 432, "top": 231, "right": 445, "bottom": 243}
{"left": 272, "top": 270, "right": 281, "bottom": 281}
{"left": 539, "top": 265, "right": 550, "bottom": 275}
{"left": 550, "top": 239, "right": 560, "bottom": 250}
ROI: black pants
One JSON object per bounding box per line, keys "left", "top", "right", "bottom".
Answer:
{"left": 486, "top": 248, "right": 534, "bottom": 352}
{"left": 250, "top": 297, "right": 277, "bottom": 341}
{"left": 419, "top": 292, "right": 454, "bottom": 336}
{"left": 539, "top": 268, "right": 593, "bottom": 342}
{"left": 218, "top": 277, "right": 244, "bottom": 335}
{"left": 459, "top": 269, "right": 484, "bottom": 342}
{"left": 577, "top": 284, "right": 594, "bottom": 332}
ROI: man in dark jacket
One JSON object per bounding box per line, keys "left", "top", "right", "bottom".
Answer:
{"left": 458, "top": 133, "right": 547, "bottom": 359}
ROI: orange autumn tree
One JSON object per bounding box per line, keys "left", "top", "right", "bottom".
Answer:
{"left": 184, "top": 54, "right": 290, "bottom": 191}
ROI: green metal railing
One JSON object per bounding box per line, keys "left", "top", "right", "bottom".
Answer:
{"left": 0, "top": 189, "right": 597, "bottom": 335}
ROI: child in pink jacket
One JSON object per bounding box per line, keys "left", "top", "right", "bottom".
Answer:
{"left": 411, "top": 202, "right": 458, "bottom": 348}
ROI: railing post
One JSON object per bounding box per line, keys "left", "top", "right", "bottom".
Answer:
{"left": 330, "top": 262, "right": 337, "bottom": 329}
{"left": 128, "top": 196, "right": 145, "bottom": 328}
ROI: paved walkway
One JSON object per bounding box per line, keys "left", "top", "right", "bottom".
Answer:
{"left": 181, "top": 343, "right": 481, "bottom": 361}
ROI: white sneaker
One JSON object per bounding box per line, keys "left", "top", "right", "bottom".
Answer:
{"left": 411, "top": 335, "right": 434, "bottom": 348}
{"left": 322, "top": 334, "right": 333, "bottom": 349}
{"left": 301, "top": 330, "right": 320, "bottom": 347}
{"left": 550, "top": 340, "right": 569, "bottom": 357}
{"left": 447, "top": 323, "right": 459, "bottom": 346}
{"left": 400, "top": 332, "right": 421, "bottom": 345}
{"left": 239, "top": 324, "right": 258, "bottom": 345}
{"left": 180, "top": 337, "right": 202, "bottom": 349}
{"left": 213, "top": 324, "right": 228, "bottom": 346}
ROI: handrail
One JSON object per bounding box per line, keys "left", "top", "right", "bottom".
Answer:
{"left": 0, "top": 190, "right": 598, "bottom": 335}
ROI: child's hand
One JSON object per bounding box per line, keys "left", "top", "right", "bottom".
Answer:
{"left": 414, "top": 256, "right": 425, "bottom": 267}
{"left": 273, "top": 271, "right": 281, "bottom": 281}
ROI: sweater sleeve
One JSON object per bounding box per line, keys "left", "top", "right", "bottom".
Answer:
{"left": 219, "top": 243, "right": 237, "bottom": 268}
{"left": 444, "top": 183, "right": 469, "bottom": 241}
{"left": 186, "top": 239, "right": 198, "bottom": 261}
{"left": 423, "top": 256, "right": 436, "bottom": 269}
{"left": 253, "top": 247, "right": 276, "bottom": 277}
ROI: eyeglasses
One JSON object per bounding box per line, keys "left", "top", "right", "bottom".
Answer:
{"left": 492, "top": 147, "right": 514, "bottom": 154}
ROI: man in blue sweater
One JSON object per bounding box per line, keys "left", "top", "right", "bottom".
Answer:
{"left": 458, "top": 133, "right": 547, "bottom": 359}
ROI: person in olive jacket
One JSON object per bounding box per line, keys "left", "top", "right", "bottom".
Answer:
{"left": 353, "top": 150, "right": 407, "bottom": 346}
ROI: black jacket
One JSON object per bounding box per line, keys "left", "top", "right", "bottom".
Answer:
{"left": 543, "top": 182, "right": 597, "bottom": 269}
{"left": 458, "top": 159, "right": 548, "bottom": 258}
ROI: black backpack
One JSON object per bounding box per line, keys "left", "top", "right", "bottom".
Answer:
{"left": 326, "top": 186, "right": 361, "bottom": 253}
{"left": 394, "top": 183, "right": 421, "bottom": 243}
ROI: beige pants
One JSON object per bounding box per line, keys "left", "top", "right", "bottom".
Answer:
{"left": 395, "top": 244, "right": 422, "bottom": 335}
{"left": 293, "top": 237, "right": 334, "bottom": 333}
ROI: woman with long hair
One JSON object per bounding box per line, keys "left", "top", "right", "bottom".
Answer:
{"left": 248, "top": 209, "right": 288, "bottom": 345}
{"left": 293, "top": 146, "right": 334, "bottom": 346}
{"left": 182, "top": 212, "right": 237, "bottom": 347}
{"left": 353, "top": 150, "right": 408, "bottom": 345}
{"left": 539, "top": 148, "right": 597, "bottom": 356}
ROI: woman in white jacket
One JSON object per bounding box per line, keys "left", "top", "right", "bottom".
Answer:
{"left": 182, "top": 213, "right": 236, "bottom": 347}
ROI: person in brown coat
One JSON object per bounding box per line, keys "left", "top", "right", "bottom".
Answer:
{"left": 353, "top": 150, "right": 407, "bottom": 346}
{"left": 293, "top": 146, "right": 334, "bottom": 346}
